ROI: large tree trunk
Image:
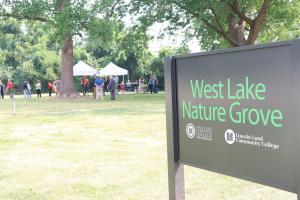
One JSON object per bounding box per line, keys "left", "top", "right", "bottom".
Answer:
{"left": 60, "top": 37, "right": 78, "bottom": 98}
{"left": 227, "top": 12, "right": 247, "bottom": 47}
{"left": 209, "top": 0, "right": 270, "bottom": 48}
{"left": 227, "top": 25, "right": 247, "bottom": 47}
{"left": 58, "top": 0, "right": 78, "bottom": 98}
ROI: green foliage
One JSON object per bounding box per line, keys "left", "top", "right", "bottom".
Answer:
{"left": 0, "top": 19, "right": 60, "bottom": 90}
{"left": 130, "top": 0, "right": 300, "bottom": 50}
{"left": 1, "top": 0, "right": 131, "bottom": 95}
{"left": 2, "top": 0, "right": 127, "bottom": 44}
{"left": 146, "top": 46, "right": 190, "bottom": 88}
{"left": 0, "top": 0, "right": 195, "bottom": 91}
{"left": 85, "top": 25, "right": 152, "bottom": 80}
{"left": 0, "top": 17, "right": 190, "bottom": 90}
{"left": 258, "top": 0, "right": 300, "bottom": 43}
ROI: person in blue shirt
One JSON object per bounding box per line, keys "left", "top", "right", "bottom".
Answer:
{"left": 23, "top": 80, "right": 28, "bottom": 98}
{"left": 94, "top": 76, "right": 104, "bottom": 101}
{"left": 148, "top": 76, "right": 154, "bottom": 94}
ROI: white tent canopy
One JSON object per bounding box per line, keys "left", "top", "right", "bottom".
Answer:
{"left": 73, "top": 61, "right": 98, "bottom": 76}
{"left": 98, "top": 62, "right": 128, "bottom": 76}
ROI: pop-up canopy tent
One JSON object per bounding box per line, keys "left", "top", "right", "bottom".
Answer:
{"left": 98, "top": 62, "right": 129, "bottom": 81}
{"left": 98, "top": 62, "right": 128, "bottom": 76}
{"left": 73, "top": 61, "right": 98, "bottom": 76}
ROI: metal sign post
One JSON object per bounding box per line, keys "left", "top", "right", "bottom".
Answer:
{"left": 165, "top": 57, "right": 185, "bottom": 200}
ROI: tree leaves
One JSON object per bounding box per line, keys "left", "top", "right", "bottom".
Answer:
{"left": 0, "top": 19, "right": 60, "bottom": 88}
{"left": 130, "top": 0, "right": 300, "bottom": 50}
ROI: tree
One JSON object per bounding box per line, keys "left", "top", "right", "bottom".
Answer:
{"left": 0, "top": 18, "right": 60, "bottom": 88}
{"left": 109, "top": 28, "right": 152, "bottom": 78}
{"left": 131, "top": 0, "right": 300, "bottom": 50}
{"left": 1, "top": 0, "right": 125, "bottom": 97}
{"left": 146, "top": 46, "right": 189, "bottom": 88}
{"left": 86, "top": 24, "right": 154, "bottom": 80}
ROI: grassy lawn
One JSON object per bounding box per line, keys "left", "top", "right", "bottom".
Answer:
{"left": 0, "top": 93, "right": 297, "bottom": 200}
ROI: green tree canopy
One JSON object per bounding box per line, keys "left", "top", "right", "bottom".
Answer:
{"left": 1, "top": 0, "right": 126, "bottom": 97}
{"left": 131, "top": 0, "right": 300, "bottom": 50}
{"left": 0, "top": 19, "right": 60, "bottom": 89}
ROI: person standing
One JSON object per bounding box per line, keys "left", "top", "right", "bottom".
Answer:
{"left": 92, "top": 74, "right": 96, "bottom": 98}
{"left": 48, "top": 81, "right": 53, "bottom": 97}
{"left": 138, "top": 77, "right": 144, "bottom": 93}
{"left": 120, "top": 80, "right": 126, "bottom": 94}
{"left": 126, "top": 80, "right": 132, "bottom": 93}
{"left": 27, "top": 81, "right": 32, "bottom": 98}
{"left": 23, "top": 80, "right": 28, "bottom": 98}
{"left": 114, "top": 76, "right": 119, "bottom": 96}
{"left": 134, "top": 80, "right": 138, "bottom": 93}
{"left": 94, "top": 76, "right": 104, "bottom": 101}
{"left": 0, "top": 80, "right": 4, "bottom": 99}
{"left": 35, "top": 80, "right": 42, "bottom": 98}
{"left": 6, "top": 79, "right": 14, "bottom": 99}
{"left": 81, "top": 77, "right": 85, "bottom": 95}
{"left": 148, "top": 76, "right": 154, "bottom": 94}
{"left": 108, "top": 76, "right": 116, "bottom": 100}
{"left": 104, "top": 77, "right": 110, "bottom": 96}
{"left": 83, "top": 76, "right": 89, "bottom": 96}
{"left": 102, "top": 77, "right": 106, "bottom": 97}
{"left": 153, "top": 75, "right": 158, "bottom": 93}
{"left": 54, "top": 78, "right": 61, "bottom": 96}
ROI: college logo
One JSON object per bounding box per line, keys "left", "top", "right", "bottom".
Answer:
{"left": 225, "top": 129, "right": 235, "bottom": 144}
{"left": 186, "top": 123, "right": 196, "bottom": 139}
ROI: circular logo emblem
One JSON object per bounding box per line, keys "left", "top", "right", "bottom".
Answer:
{"left": 186, "top": 123, "right": 196, "bottom": 139}
{"left": 225, "top": 129, "right": 235, "bottom": 144}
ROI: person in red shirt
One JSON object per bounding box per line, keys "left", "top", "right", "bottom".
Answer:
{"left": 6, "top": 79, "right": 14, "bottom": 99}
{"left": 120, "top": 80, "right": 126, "bottom": 94}
{"left": 48, "top": 81, "right": 53, "bottom": 97}
{"left": 83, "top": 77, "right": 89, "bottom": 96}
{"left": 81, "top": 77, "right": 85, "bottom": 95}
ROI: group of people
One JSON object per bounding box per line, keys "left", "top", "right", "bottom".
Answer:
{"left": 147, "top": 75, "right": 158, "bottom": 94}
{"left": 47, "top": 79, "right": 61, "bottom": 97}
{"left": 137, "top": 75, "right": 158, "bottom": 94}
{"left": 92, "top": 75, "right": 118, "bottom": 101}
{"left": 0, "top": 75, "right": 158, "bottom": 100}
{"left": 0, "top": 79, "right": 14, "bottom": 99}
{"left": 22, "top": 80, "right": 32, "bottom": 98}
{"left": 23, "top": 79, "right": 61, "bottom": 98}
{"left": 81, "top": 74, "right": 159, "bottom": 101}
{"left": 0, "top": 78, "right": 61, "bottom": 99}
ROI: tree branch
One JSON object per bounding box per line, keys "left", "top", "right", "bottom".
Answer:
{"left": 107, "top": 0, "right": 120, "bottom": 19}
{"left": 229, "top": 0, "right": 253, "bottom": 26}
{"left": 201, "top": 18, "right": 238, "bottom": 47}
{"left": 255, "top": 0, "right": 271, "bottom": 23}
{"left": 209, "top": 7, "right": 226, "bottom": 34}
{"left": 0, "top": 12, "right": 50, "bottom": 23}
{"left": 247, "top": 0, "right": 271, "bottom": 44}
{"left": 73, "top": 31, "right": 83, "bottom": 38}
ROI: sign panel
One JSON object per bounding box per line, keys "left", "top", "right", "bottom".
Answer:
{"left": 170, "top": 40, "right": 300, "bottom": 193}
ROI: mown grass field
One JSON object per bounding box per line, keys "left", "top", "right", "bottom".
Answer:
{"left": 0, "top": 93, "right": 297, "bottom": 200}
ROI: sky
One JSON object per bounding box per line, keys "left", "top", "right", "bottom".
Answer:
{"left": 122, "top": 8, "right": 201, "bottom": 54}
{"left": 147, "top": 22, "right": 201, "bottom": 53}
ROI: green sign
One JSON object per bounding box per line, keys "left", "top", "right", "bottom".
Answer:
{"left": 165, "top": 39, "right": 300, "bottom": 199}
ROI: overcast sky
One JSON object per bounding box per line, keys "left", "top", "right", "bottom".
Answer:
{"left": 147, "top": 22, "right": 201, "bottom": 53}
{"left": 122, "top": 9, "right": 201, "bottom": 54}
